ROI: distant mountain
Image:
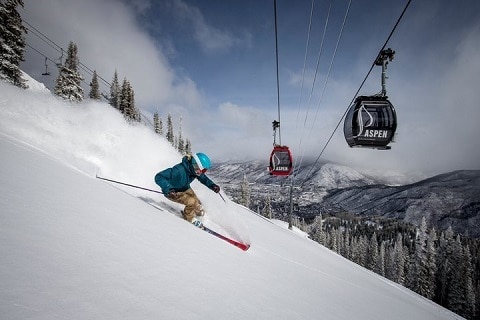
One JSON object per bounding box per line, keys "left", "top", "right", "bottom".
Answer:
{"left": 211, "top": 161, "right": 480, "bottom": 238}
{"left": 321, "top": 170, "right": 480, "bottom": 238}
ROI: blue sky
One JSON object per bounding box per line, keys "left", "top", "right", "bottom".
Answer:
{"left": 19, "top": 0, "right": 480, "bottom": 177}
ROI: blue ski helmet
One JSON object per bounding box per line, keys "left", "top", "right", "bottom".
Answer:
{"left": 192, "top": 152, "right": 211, "bottom": 170}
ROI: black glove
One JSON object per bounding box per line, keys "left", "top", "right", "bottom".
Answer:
{"left": 212, "top": 184, "right": 220, "bottom": 193}
{"left": 167, "top": 191, "right": 178, "bottom": 200}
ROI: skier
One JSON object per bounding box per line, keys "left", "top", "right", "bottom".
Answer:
{"left": 155, "top": 152, "right": 220, "bottom": 227}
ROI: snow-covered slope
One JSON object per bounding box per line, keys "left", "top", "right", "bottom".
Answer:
{"left": 0, "top": 77, "right": 464, "bottom": 319}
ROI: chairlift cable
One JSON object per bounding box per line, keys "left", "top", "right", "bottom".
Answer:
{"left": 24, "top": 19, "right": 111, "bottom": 87}
{"left": 299, "top": 0, "right": 413, "bottom": 188}
{"left": 23, "top": 20, "right": 63, "bottom": 53}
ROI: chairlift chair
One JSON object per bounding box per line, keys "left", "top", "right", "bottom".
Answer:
{"left": 41, "top": 57, "right": 50, "bottom": 76}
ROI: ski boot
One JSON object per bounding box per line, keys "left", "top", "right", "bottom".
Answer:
{"left": 192, "top": 218, "right": 204, "bottom": 229}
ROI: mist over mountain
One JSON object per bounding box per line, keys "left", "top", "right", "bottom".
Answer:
{"left": 211, "top": 160, "right": 480, "bottom": 238}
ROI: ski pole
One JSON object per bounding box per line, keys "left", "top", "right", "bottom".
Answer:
{"left": 95, "top": 175, "right": 163, "bottom": 194}
{"left": 218, "top": 192, "right": 226, "bottom": 203}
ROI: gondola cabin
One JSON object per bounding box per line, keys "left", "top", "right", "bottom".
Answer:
{"left": 269, "top": 145, "right": 293, "bottom": 176}
{"left": 344, "top": 95, "right": 397, "bottom": 150}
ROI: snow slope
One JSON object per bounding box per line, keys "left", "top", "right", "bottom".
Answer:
{"left": 0, "top": 77, "right": 464, "bottom": 319}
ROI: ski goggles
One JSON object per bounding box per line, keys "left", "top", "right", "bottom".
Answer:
{"left": 192, "top": 162, "right": 207, "bottom": 175}
{"left": 192, "top": 154, "right": 207, "bottom": 175}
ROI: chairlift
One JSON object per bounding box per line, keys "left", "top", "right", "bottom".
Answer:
{"left": 41, "top": 57, "right": 50, "bottom": 76}
{"left": 55, "top": 48, "right": 64, "bottom": 67}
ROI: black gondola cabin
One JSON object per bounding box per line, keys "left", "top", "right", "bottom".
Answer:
{"left": 269, "top": 146, "right": 293, "bottom": 176}
{"left": 344, "top": 95, "right": 397, "bottom": 149}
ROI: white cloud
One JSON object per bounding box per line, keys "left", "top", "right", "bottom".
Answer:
{"left": 17, "top": 0, "right": 480, "bottom": 177}
{"left": 21, "top": 0, "right": 203, "bottom": 111}
{"left": 170, "top": 0, "right": 250, "bottom": 54}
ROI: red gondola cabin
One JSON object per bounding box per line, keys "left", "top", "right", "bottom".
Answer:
{"left": 269, "top": 145, "right": 293, "bottom": 176}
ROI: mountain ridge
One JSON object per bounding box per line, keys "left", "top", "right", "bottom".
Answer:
{"left": 211, "top": 160, "right": 480, "bottom": 238}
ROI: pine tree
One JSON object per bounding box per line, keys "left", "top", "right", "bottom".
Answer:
{"left": 125, "top": 88, "right": 139, "bottom": 122}
{"left": 310, "top": 215, "right": 321, "bottom": 243}
{"left": 177, "top": 117, "right": 185, "bottom": 154}
{"left": 184, "top": 139, "right": 192, "bottom": 155}
{"left": 343, "top": 228, "right": 351, "bottom": 259}
{"left": 393, "top": 233, "right": 406, "bottom": 285}
{"left": 447, "top": 235, "right": 465, "bottom": 316}
{"left": 88, "top": 70, "right": 100, "bottom": 100}
{"left": 0, "top": 0, "right": 27, "bottom": 88}
{"left": 425, "top": 227, "right": 437, "bottom": 300}
{"left": 240, "top": 174, "right": 250, "bottom": 208}
{"left": 109, "top": 70, "right": 120, "bottom": 109}
{"left": 119, "top": 77, "right": 129, "bottom": 114}
{"left": 376, "top": 241, "right": 386, "bottom": 276}
{"left": 367, "top": 232, "right": 379, "bottom": 271}
{"left": 178, "top": 132, "right": 185, "bottom": 154}
{"left": 166, "top": 114, "right": 174, "bottom": 145}
{"left": 119, "top": 77, "right": 139, "bottom": 122}
{"left": 263, "top": 194, "right": 272, "bottom": 219}
{"left": 153, "top": 112, "right": 163, "bottom": 135}
{"left": 461, "top": 246, "right": 476, "bottom": 319}
{"left": 413, "top": 217, "right": 430, "bottom": 297}
{"left": 54, "top": 41, "right": 84, "bottom": 102}
{"left": 436, "top": 227, "right": 454, "bottom": 306}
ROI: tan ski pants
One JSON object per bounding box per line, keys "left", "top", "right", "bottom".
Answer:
{"left": 168, "top": 188, "right": 203, "bottom": 222}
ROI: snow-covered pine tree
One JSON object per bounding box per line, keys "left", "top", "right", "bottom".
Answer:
{"left": 413, "top": 217, "right": 431, "bottom": 297}
{"left": 119, "top": 77, "right": 129, "bottom": 114}
{"left": 178, "top": 133, "right": 185, "bottom": 154}
{"left": 240, "top": 174, "right": 250, "bottom": 208}
{"left": 425, "top": 227, "right": 437, "bottom": 300}
{"left": 109, "top": 70, "right": 120, "bottom": 109}
{"left": 392, "top": 233, "right": 406, "bottom": 285}
{"left": 310, "top": 214, "right": 325, "bottom": 245}
{"left": 184, "top": 139, "right": 192, "bottom": 155}
{"left": 166, "top": 114, "right": 174, "bottom": 146}
{"left": 262, "top": 194, "right": 272, "bottom": 219}
{"left": 460, "top": 245, "right": 476, "bottom": 319}
{"left": 153, "top": 112, "right": 163, "bottom": 135}
{"left": 54, "top": 41, "right": 84, "bottom": 102}
{"left": 0, "top": 0, "right": 27, "bottom": 88}
{"left": 88, "top": 70, "right": 100, "bottom": 100}
{"left": 128, "top": 88, "right": 140, "bottom": 122}
{"left": 447, "top": 235, "right": 466, "bottom": 316}
{"left": 376, "top": 241, "right": 386, "bottom": 276}
{"left": 366, "top": 232, "right": 379, "bottom": 271}
{"left": 436, "top": 227, "right": 454, "bottom": 306}
{"left": 119, "top": 79, "right": 139, "bottom": 122}
{"left": 343, "top": 228, "right": 352, "bottom": 259}
{"left": 177, "top": 117, "right": 185, "bottom": 154}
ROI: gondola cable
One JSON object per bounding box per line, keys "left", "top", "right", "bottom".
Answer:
{"left": 274, "top": 0, "right": 281, "bottom": 146}
{"left": 294, "top": 0, "right": 316, "bottom": 131}
{"left": 269, "top": 0, "right": 294, "bottom": 176}
{"left": 299, "top": 0, "right": 413, "bottom": 187}
{"left": 293, "top": 0, "right": 339, "bottom": 178}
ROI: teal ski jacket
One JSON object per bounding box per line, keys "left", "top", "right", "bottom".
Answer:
{"left": 155, "top": 155, "right": 216, "bottom": 196}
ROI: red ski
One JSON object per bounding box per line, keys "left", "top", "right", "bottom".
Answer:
{"left": 200, "top": 225, "right": 250, "bottom": 251}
